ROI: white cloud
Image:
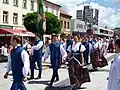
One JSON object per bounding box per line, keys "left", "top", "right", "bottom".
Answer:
{"left": 48, "top": 0, "right": 120, "bottom": 28}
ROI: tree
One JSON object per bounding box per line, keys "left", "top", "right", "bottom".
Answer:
{"left": 45, "top": 12, "right": 61, "bottom": 34}
{"left": 24, "top": 12, "right": 38, "bottom": 33}
{"left": 23, "top": 12, "right": 61, "bottom": 34}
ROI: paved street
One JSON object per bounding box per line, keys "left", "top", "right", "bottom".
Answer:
{"left": 0, "top": 53, "right": 115, "bottom": 90}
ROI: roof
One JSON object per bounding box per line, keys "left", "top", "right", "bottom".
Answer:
{"left": 60, "top": 9, "right": 72, "bottom": 17}
{"left": 44, "top": 0, "right": 61, "bottom": 7}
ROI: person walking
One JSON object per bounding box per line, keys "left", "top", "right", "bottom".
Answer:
{"left": 30, "top": 34, "right": 43, "bottom": 79}
{"left": 43, "top": 34, "right": 67, "bottom": 87}
{"left": 108, "top": 39, "right": 120, "bottom": 90}
{"left": 4, "top": 35, "right": 30, "bottom": 90}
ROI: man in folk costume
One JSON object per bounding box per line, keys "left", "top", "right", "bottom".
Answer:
{"left": 67, "top": 36, "right": 90, "bottom": 89}
{"left": 4, "top": 36, "right": 30, "bottom": 90}
{"left": 30, "top": 34, "right": 43, "bottom": 79}
{"left": 82, "top": 36, "right": 92, "bottom": 65}
{"left": 43, "top": 34, "right": 67, "bottom": 87}
{"left": 108, "top": 39, "right": 120, "bottom": 90}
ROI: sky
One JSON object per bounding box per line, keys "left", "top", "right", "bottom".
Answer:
{"left": 47, "top": 0, "right": 120, "bottom": 28}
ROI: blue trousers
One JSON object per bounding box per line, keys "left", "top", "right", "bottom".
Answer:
{"left": 10, "top": 81, "right": 27, "bottom": 90}
{"left": 50, "top": 67, "right": 59, "bottom": 84}
{"left": 83, "top": 52, "right": 89, "bottom": 65}
{"left": 30, "top": 55, "right": 42, "bottom": 77}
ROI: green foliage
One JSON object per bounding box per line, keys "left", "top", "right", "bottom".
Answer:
{"left": 24, "top": 12, "right": 38, "bottom": 33}
{"left": 23, "top": 12, "right": 61, "bottom": 34}
{"left": 45, "top": 12, "right": 61, "bottom": 34}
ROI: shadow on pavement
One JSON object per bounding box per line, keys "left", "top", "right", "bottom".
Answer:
{"left": 44, "top": 85, "right": 86, "bottom": 90}
{"left": 27, "top": 80, "right": 50, "bottom": 85}
{"left": 88, "top": 69, "right": 109, "bottom": 72}
{"left": 44, "top": 86, "right": 72, "bottom": 90}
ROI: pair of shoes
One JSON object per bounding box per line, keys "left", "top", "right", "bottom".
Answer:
{"left": 28, "top": 76, "right": 34, "bottom": 80}
{"left": 48, "top": 83, "right": 53, "bottom": 87}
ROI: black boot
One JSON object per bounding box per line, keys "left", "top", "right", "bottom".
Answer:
{"left": 30, "top": 71, "right": 34, "bottom": 79}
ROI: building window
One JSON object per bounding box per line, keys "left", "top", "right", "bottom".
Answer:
{"left": 13, "top": 13, "right": 18, "bottom": 24}
{"left": 84, "top": 25, "right": 86, "bottom": 29}
{"left": 64, "top": 21, "right": 66, "bottom": 28}
{"left": 3, "top": 11, "right": 8, "bottom": 23}
{"left": 61, "top": 20, "right": 63, "bottom": 28}
{"left": 52, "top": 9, "right": 54, "bottom": 14}
{"left": 46, "top": 7, "right": 48, "bottom": 12}
{"left": 22, "top": 0, "right": 27, "bottom": 9}
{"left": 56, "top": 11, "right": 58, "bottom": 16}
{"left": 3, "top": 0, "right": 9, "bottom": 4}
{"left": 67, "top": 22, "right": 69, "bottom": 29}
{"left": 22, "top": 15, "right": 25, "bottom": 25}
{"left": 13, "top": 0, "right": 18, "bottom": 6}
{"left": 76, "top": 24, "right": 83, "bottom": 29}
{"left": 30, "top": 1, "right": 34, "bottom": 11}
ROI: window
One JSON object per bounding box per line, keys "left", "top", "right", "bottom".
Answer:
{"left": 13, "top": 0, "right": 18, "bottom": 6}
{"left": 56, "top": 11, "right": 58, "bottom": 16}
{"left": 3, "top": 0, "right": 9, "bottom": 4}
{"left": 61, "top": 20, "right": 63, "bottom": 28}
{"left": 13, "top": 13, "right": 18, "bottom": 24}
{"left": 30, "top": 1, "right": 34, "bottom": 11}
{"left": 52, "top": 9, "right": 54, "bottom": 14}
{"left": 22, "top": 15, "right": 25, "bottom": 25}
{"left": 76, "top": 24, "right": 83, "bottom": 29}
{"left": 46, "top": 7, "right": 48, "bottom": 12}
{"left": 22, "top": 0, "right": 27, "bottom": 9}
{"left": 84, "top": 25, "right": 86, "bottom": 29}
{"left": 64, "top": 21, "right": 66, "bottom": 28}
{"left": 67, "top": 22, "right": 69, "bottom": 29}
{"left": 3, "top": 11, "right": 8, "bottom": 23}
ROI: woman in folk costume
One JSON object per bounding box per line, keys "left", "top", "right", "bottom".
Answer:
{"left": 101, "top": 38, "right": 108, "bottom": 56}
{"left": 108, "top": 39, "right": 120, "bottom": 90}
{"left": 91, "top": 37, "right": 108, "bottom": 70}
{"left": 67, "top": 36, "right": 90, "bottom": 89}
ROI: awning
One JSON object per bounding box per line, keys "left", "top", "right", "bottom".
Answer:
{"left": 0, "top": 28, "right": 35, "bottom": 37}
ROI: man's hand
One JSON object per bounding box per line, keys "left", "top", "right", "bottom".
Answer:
{"left": 4, "top": 72, "right": 8, "bottom": 79}
{"left": 23, "top": 77, "right": 27, "bottom": 82}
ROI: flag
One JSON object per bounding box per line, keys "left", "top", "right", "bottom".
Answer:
{"left": 37, "top": 0, "right": 46, "bottom": 36}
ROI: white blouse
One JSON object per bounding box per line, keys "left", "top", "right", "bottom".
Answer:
{"left": 67, "top": 42, "right": 86, "bottom": 53}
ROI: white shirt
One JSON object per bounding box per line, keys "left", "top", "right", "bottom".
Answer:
{"left": 3, "top": 47, "right": 8, "bottom": 56}
{"left": 1, "top": 46, "right": 4, "bottom": 55}
{"left": 67, "top": 42, "right": 86, "bottom": 53}
{"left": 43, "top": 44, "right": 67, "bottom": 60}
{"left": 6, "top": 48, "right": 30, "bottom": 77}
{"left": 108, "top": 53, "right": 120, "bottom": 90}
{"left": 31, "top": 40, "right": 43, "bottom": 55}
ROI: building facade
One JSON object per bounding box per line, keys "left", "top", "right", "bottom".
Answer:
{"left": 92, "top": 25, "right": 114, "bottom": 37}
{"left": 76, "top": 5, "right": 99, "bottom": 25}
{"left": 71, "top": 19, "right": 87, "bottom": 34}
{"left": 0, "top": 0, "right": 61, "bottom": 30}
{"left": 60, "top": 9, "right": 72, "bottom": 36}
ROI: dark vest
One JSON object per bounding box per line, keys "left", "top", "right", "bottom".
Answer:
{"left": 82, "top": 42, "right": 89, "bottom": 53}
{"left": 49, "top": 42, "right": 61, "bottom": 69}
{"left": 33, "top": 40, "right": 43, "bottom": 57}
{"left": 11, "top": 46, "right": 24, "bottom": 82}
